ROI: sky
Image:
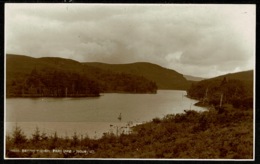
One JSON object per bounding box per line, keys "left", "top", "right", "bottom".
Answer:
{"left": 5, "top": 4, "right": 255, "bottom": 78}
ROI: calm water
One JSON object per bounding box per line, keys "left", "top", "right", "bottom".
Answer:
{"left": 6, "top": 90, "right": 205, "bottom": 138}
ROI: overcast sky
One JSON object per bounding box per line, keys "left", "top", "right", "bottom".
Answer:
{"left": 5, "top": 4, "right": 255, "bottom": 78}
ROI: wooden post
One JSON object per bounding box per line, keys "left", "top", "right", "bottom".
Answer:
{"left": 220, "top": 93, "right": 223, "bottom": 107}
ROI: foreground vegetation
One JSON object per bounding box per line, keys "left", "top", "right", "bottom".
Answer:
{"left": 6, "top": 105, "right": 253, "bottom": 159}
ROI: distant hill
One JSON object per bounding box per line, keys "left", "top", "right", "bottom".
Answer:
{"left": 184, "top": 75, "right": 206, "bottom": 81}
{"left": 6, "top": 55, "right": 192, "bottom": 93}
{"left": 6, "top": 54, "right": 159, "bottom": 97}
{"left": 85, "top": 62, "right": 191, "bottom": 90}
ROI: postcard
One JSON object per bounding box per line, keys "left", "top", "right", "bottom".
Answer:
{"left": 4, "top": 3, "right": 255, "bottom": 160}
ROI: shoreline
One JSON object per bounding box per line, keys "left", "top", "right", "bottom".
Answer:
{"left": 6, "top": 91, "right": 158, "bottom": 98}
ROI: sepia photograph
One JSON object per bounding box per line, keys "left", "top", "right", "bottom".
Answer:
{"left": 4, "top": 4, "right": 255, "bottom": 160}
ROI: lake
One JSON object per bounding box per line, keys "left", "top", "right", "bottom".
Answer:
{"left": 5, "top": 90, "right": 205, "bottom": 139}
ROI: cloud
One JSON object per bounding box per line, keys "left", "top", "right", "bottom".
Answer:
{"left": 5, "top": 4, "right": 255, "bottom": 78}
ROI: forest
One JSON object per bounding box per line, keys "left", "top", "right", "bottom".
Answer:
{"left": 7, "top": 67, "right": 157, "bottom": 97}
{"left": 187, "top": 77, "right": 253, "bottom": 110}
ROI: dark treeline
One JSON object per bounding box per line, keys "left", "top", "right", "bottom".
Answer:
{"left": 6, "top": 105, "right": 253, "bottom": 158}
{"left": 7, "top": 68, "right": 100, "bottom": 97}
{"left": 187, "top": 77, "right": 253, "bottom": 109}
{"left": 7, "top": 67, "right": 157, "bottom": 97}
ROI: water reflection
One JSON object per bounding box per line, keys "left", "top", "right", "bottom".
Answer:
{"left": 6, "top": 90, "right": 205, "bottom": 138}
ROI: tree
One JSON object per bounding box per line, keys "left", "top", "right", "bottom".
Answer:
{"left": 49, "top": 131, "right": 58, "bottom": 149}
{"left": 12, "top": 124, "right": 27, "bottom": 146}
{"left": 71, "top": 132, "right": 79, "bottom": 147}
{"left": 32, "top": 126, "right": 41, "bottom": 144}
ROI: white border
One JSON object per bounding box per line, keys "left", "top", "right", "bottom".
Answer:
{"left": 253, "top": 12, "right": 256, "bottom": 160}
{"left": 4, "top": 2, "right": 7, "bottom": 160}
{"left": 3, "top": 3, "right": 256, "bottom": 161}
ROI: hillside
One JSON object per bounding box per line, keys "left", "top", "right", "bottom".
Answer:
{"left": 208, "top": 70, "right": 254, "bottom": 97}
{"left": 6, "top": 54, "right": 192, "bottom": 94}
{"left": 85, "top": 62, "right": 191, "bottom": 90}
{"left": 212, "top": 70, "right": 253, "bottom": 81}
{"left": 212, "top": 70, "right": 253, "bottom": 95}
{"left": 6, "top": 54, "right": 158, "bottom": 97}
{"left": 187, "top": 70, "right": 253, "bottom": 109}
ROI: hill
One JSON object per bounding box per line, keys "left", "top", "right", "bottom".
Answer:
{"left": 85, "top": 62, "right": 191, "bottom": 90}
{"left": 6, "top": 54, "right": 192, "bottom": 95}
{"left": 187, "top": 70, "right": 253, "bottom": 109}
{"left": 212, "top": 70, "right": 253, "bottom": 95}
{"left": 212, "top": 70, "right": 253, "bottom": 81}
{"left": 6, "top": 54, "right": 158, "bottom": 97}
